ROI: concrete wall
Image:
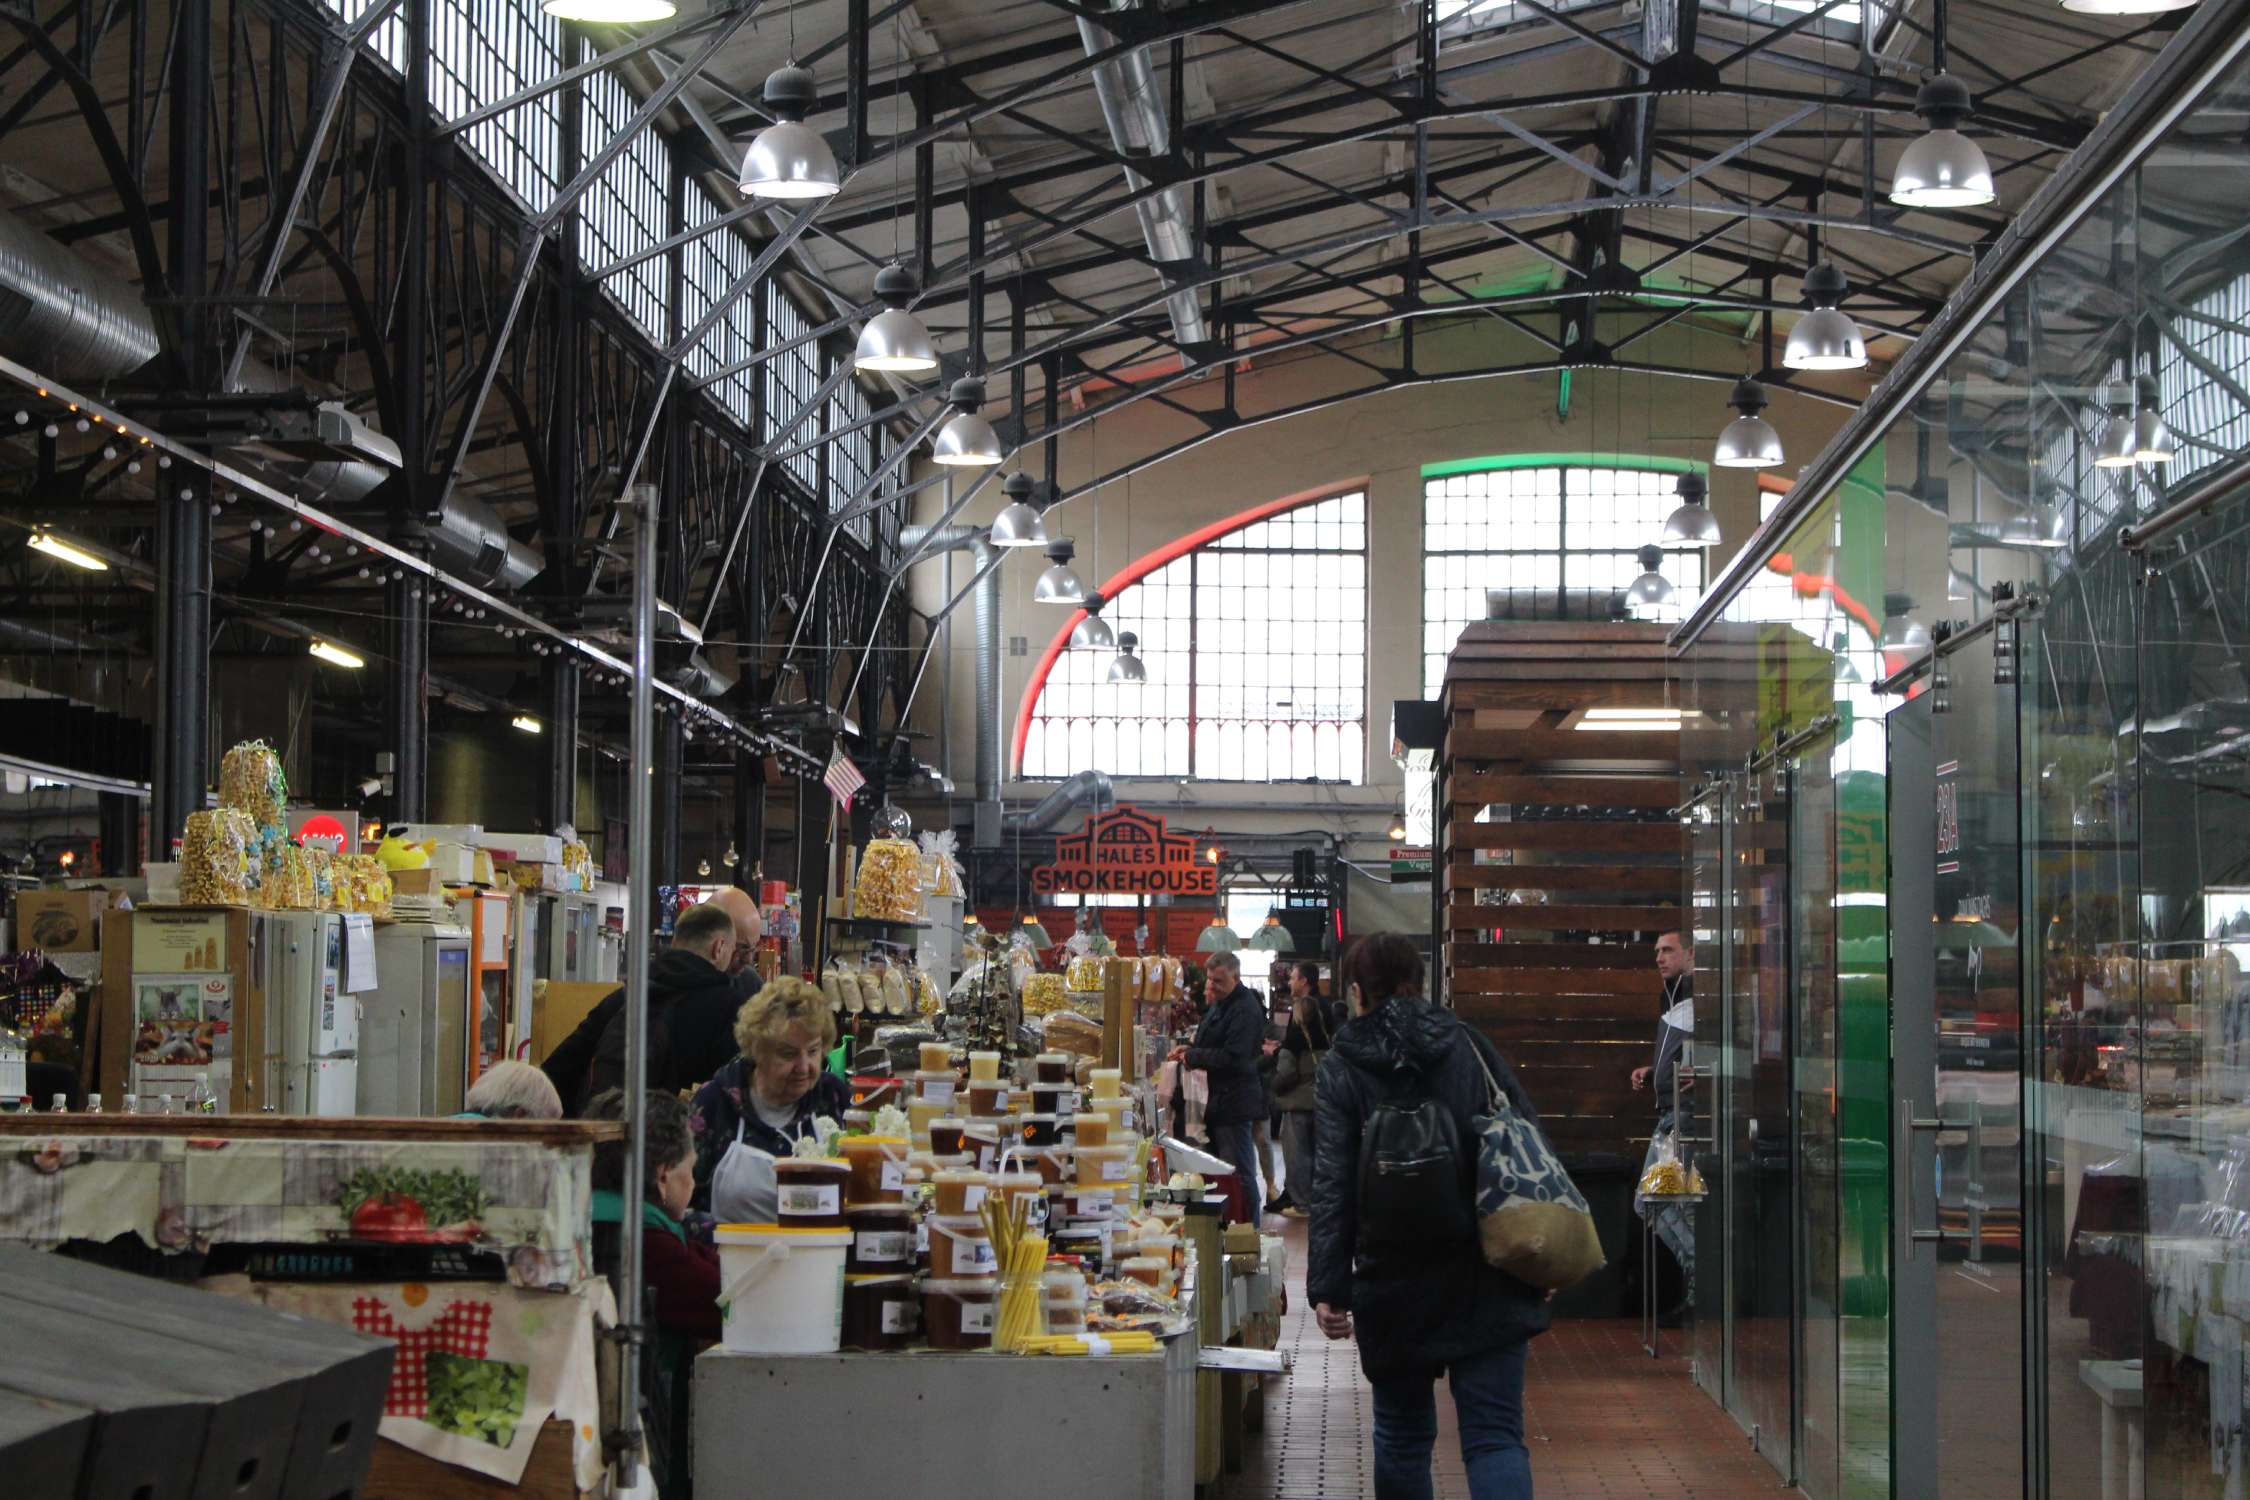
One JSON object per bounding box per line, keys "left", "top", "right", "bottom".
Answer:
{"left": 903, "top": 315, "right": 1861, "bottom": 876}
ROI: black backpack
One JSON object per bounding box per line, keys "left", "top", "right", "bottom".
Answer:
{"left": 1356, "top": 1060, "right": 1474, "bottom": 1255}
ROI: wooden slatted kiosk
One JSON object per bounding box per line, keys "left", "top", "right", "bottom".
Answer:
{"left": 1438, "top": 621, "right": 1686, "bottom": 1165}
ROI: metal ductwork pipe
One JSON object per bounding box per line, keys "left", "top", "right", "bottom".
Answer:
{"left": 1003, "top": 768, "right": 1115, "bottom": 835}
{"left": 1075, "top": 4, "right": 1210, "bottom": 351}
{"left": 427, "top": 494, "right": 546, "bottom": 591}
{"left": 901, "top": 524, "right": 1002, "bottom": 814}
{"left": 0, "top": 211, "right": 161, "bottom": 380}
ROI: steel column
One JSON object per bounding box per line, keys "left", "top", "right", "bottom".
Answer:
{"left": 151, "top": 463, "right": 210, "bottom": 848}
{"left": 98, "top": 791, "right": 140, "bottom": 876}
{"left": 542, "top": 656, "right": 580, "bottom": 832}
{"left": 385, "top": 566, "right": 429, "bottom": 822}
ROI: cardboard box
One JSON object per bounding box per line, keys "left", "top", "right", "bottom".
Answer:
{"left": 426, "top": 842, "right": 479, "bottom": 884}
{"left": 390, "top": 822, "right": 483, "bottom": 848}
{"left": 478, "top": 831, "right": 564, "bottom": 866}
{"left": 389, "top": 868, "right": 441, "bottom": 898}
{"left": 15, "top": 889, "right": 120, "bottom": 952}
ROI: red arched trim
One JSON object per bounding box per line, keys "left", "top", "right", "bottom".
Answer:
{"left": 1010, "top": 476, "right": 1374, "bottom": 776}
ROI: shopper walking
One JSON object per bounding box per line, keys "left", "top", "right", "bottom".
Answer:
{"left": 1270, "top": 961, "right": 1333, "bottom": 1218}
{"left": 1168, "top": 951, "right": 1270, "bottom": 1211}
{"left": 1630, "top": 929, "right": 1697, "bottom": 1321}
{"left": 1308, "top": 933, "right": 1548, "bottom": 1500}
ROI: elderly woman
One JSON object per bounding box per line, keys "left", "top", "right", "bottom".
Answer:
{"left": 689, "top": 976, "right": 851, "bottom": 1222}
{"left": 458, "top": 1061, "right": 563, "bottom": 1120}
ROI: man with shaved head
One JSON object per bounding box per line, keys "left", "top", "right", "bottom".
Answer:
{"left": 704, "top": 885, "right": 768, "bottom": 1000}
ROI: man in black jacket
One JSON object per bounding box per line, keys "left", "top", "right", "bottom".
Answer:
{"left": 1631, "top": 930, "right": 1696, "bottom": 1321}
{"left": 542, "top": 901, "right": 739, "bottom": 1113}
{"left": 1169, "top": 951, "right": 1271, "bottom": 1212}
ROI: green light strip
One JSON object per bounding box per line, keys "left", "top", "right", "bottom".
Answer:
{"left": 1419, "top": 451, "right": 1709, "bottom": 480}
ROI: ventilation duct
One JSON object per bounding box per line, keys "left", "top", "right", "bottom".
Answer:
{"left": 900, "top": 523, "right": 1002, "bottom": 825}
{"left": 426, "top": 494, "right": 545, "bottom": 591}
{"left": 1075, "top": 2, "right": 1211, "bottom": 354}
{"left": 0, "top": 210, "right": 161, "bottom": 380}
{"left": 1003, "top": 768, "right": 1115, "bottom": 836}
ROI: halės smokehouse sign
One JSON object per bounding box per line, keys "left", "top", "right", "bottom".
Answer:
{"left": 1030, "top": 805, "right": 1221, "bottom": 897}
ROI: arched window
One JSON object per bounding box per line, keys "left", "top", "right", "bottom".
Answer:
{"left": 1020, "top": 489, "right": 1369, "bottom": 783}
{"left": 1421, "top": 458, "right": 1710, "bottom": 697}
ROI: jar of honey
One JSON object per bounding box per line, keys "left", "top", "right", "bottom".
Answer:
{"left": 918, "top": 1040, "right": 954, "bottom": 1073}
{"left": 967, "top": 1050, "right": 1003, "bottom": 1082}
{"left": 929, "top": 1116, "right": 967, "bottom": 1157}
{"left": 965, "top": 1079, "right": 1010, "bottom": 1117}
{"left": 771, "top": 1157, "right": 851, "bottom": 1226}
{"left": 1028, "top": 1082, "right": 1075, "bottom": 1119}
{"left": 1034, "top": 1052, "right": 1072, "bottom": 1085}
{"left": 842, "top": 1273, "right": 919, "bottom": 1350}
{"left": 1023, "top": 1146, "right": 1070, "bottom": 1186}
{"left": 1119, "top": 1255, "right": 1170, "bottom": 1289}
{"left": 1076, "top": 1143, "right": 1133, "bottom": 1189}
{"left": 1088, "top": 1067, "right": 1122, "bottom": 1100}
{"left": 840, "top": 1135, "right": 909, "bottom": 1206}
{"left": 931, "top": 1168, "right": 991, "bottom": 1218}
{"left": 1017, "top": 1113, "right": 1061, "bottom": 1149}
{"left": 961, "top": 1123, "right": 1003, "bottom": 1173}
{"left": 1069, "top": 1111, "right": 1110, "bottom": 1149}
{"left": 913, "top": 1070, "right": 961, "bottom": 1109}
{"left": 929, "top": 1214, "right": 999, "bottom": 1278}
{"left": 922, "top": 1278, "right": 998, "bottom": 1350}
{"left": 845, "top": 1205, "right": 916, "bottom": 1273}
{"left": 993, "top": 1171, "right": 1043, "bottom": 1224}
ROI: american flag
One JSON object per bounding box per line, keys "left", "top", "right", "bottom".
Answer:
{"left": 822, "top": 745, "right": 866, "bottom": 808}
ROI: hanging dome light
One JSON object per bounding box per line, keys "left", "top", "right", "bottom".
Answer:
{"left": 1625, "top": 545, "right": 1674, "bottom": 611}
{"left": 987, "top": 470, "right": 1048, "bottom": 546}
{"left": 1659, "top": 471, "right": 1722, "bottom": 548}
{"left": 1107, "top": 631, "right": 1148, "bottom": 684}
{"left": 1831, "top": 632, "right": 1865, "bottom": 686}
{"left": 1889, "top": 73, "right": 1996, "bottom": 209}
{"left": 2061, "top": 0, "right": 2194, "bottom": 16}
{"left": 931, "top": 376, "right": 1005, "bottom": 467}
{"left": 2094, "top": 400, "right": 2141, "bottom": 469}
{"left": 1783, "top": 262, "right": 1869, "bottom": 371}
{"left": 1713, "top": 378, "right": 1785, "bottom": 469}
{"left": 739, "top": 66, "right": 841, "bottom": 201}
{"left": 1032, "top": 539, "right": 1087, "bottom": 605}
{"left": 854, "top": 263, "right": 937, "bottom": 374}
{"left": 2125, "top": 374, "right": 2175, "bottom": 465}
{"left": 1879, "top": 592, "right": 1931, "bottom": 654}
{"left": 1071, "top": 593, "right": 1117, "bottom": 650}
{"left": 542, "top": 0, "right": 674, "bottom": 20}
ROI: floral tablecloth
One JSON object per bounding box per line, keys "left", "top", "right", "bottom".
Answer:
{"left": 199, "top": 1273, "right": 615, "bottom": 1489}
{"left": 0, "top": 1130, "right": 595, "bottom": 1289}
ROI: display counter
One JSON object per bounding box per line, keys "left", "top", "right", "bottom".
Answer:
{"left": 695, "top": 1331, "right": 1197, "bottom": 1498}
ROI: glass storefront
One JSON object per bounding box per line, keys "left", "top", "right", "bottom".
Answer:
{"left": 1675, "top": 21, "right": 2250, "bottom": 1500}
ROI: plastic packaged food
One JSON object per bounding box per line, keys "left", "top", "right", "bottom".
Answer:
{"left": 853, "top": 839, "right": 923, "bottom": 921}
{"left": 922, "top": 1278, "right": 999, "bottom": 1350}
{"left": 1077, "top": 1144, "right": 1133, "bottom": 1189}
{"left": 915, "top": 969, "right": 944, "bottom": 1015}
{"left": 841, "top": 1135, "right": 910, "bottom": 1206}
{"left": 263, "top": 838, "right": 315, "bottom": 911}
{"left": 1065, "top": 955, "right": 1108, "bottom": 992}
{"left": 842, "top": 1273, "right": 919, "bottom": 1351}
{"left": 1031, "top": 1082, "right": 1076, "bottom": 1120}
{"left": 819, "top": 969, "right": 848, "bottom": 1014}
{"left": 845, "top": 1206, "right": 917, "bottom": 1273}
{"left": 218, "top": 740, "right": 287, "bottom": 826}
{"left": 303, "top": 845, "right": 338, "bottom": 912}
{"left": 913, "top": 1070, "right": 960, "bottom": 1110}
{"left": 932, "top": 1168, "right": 990, "bottom": 1218}
{"left": 1021, "top": 973, "right": 1068, "bottom": 1016}
{"left": 1018, "top": 1113, "right": 1062, "bottom": 1149}
{"left": 334, "top": 853, "right": 392, "bottom": 916}
{"left": 966, "top": 1079, "right": 1010, "bottom": 1117}
{"left": 1034, "top": 1053, "right": 1073, "bottom": 1085}
{"left": 966, "top": 1049, "right": 1001, "bottom": 1082}
{"left": 929, "top": 1117, "right": 967, "bottom": 1157}
{"left": 930, "top": 1214, "right": 999, "bottom": 1278}
{"left": 180, "top": 808, "right": 260, "bottom": 905}
{"left": 1041, "top": 1012, "right": 1103, "bottom": 1057}
{"left": 1070, "top": 1111, "right": 1111, "bottom": 1149}
{"left": 1119, "top": 1255, "right": 1170, "bottom": 1289}
{"left": 919, "top": 1041, "right": 953, "bottom": 1073}
{"left": 772, "top": 1157, "right": 851, "bottom": 1226}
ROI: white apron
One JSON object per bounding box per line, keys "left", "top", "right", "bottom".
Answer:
{"left": 710, "top": 1116, "right": 778, "bottom": 1224}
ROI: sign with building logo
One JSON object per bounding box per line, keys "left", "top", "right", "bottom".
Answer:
{"left": 1031, "top": 805, "right": 1219, "bottom": 896}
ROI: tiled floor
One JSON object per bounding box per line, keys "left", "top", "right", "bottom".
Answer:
{"left": 1221, "top": 1222, "right": 1788, "bottom": 1499}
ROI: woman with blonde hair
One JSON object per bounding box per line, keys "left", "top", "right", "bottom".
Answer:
{"left": 688, "top": 976, "right": 850, "bottom": 1222}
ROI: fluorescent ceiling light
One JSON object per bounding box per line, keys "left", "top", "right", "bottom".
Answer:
{"left": 1584, "top": 708, "right": 1689, "bottom": 720}
{"left": 308, "top": 638, "right": 365, "bottom": 669}
{"left": 26, "top": 531, "right": 108, "bottom": 571}
{"left": 541, "top": 0, "right": 674, "bottom": 19}
{"left": 512, "top": 714, "right": 543, "bottom": 734}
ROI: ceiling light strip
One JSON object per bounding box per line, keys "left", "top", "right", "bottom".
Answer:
{"left": 0, "top": 353, "right": 814, "bottom": 770}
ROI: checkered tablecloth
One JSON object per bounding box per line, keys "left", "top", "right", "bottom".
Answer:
{"left": 201, "top": 1274, "right": 615, "bottom": 1490}
{"left": 0, "top": 1130, "right": 595, "bottom": 1289}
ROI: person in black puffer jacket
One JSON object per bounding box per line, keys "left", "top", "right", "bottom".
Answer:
{"left": 1308, "top": 933, "right": 1548, "bottom": 1500}
{"left": 1167, "top": 951, "right": 1270, "bottom": 1210}
{"left": 581, "top": 901, "right": 742, "bottom": 1103}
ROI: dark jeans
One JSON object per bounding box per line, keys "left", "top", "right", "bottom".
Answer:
{"left": 1206, "top": 1117, "right": 1264, "bottom": 1212}
{"left": 1369, "top": 1342, "right": 1533, "bottom": 1500}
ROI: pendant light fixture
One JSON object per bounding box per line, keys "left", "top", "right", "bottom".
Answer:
{"left": 1386, "top": 807, "right": 1409, "bottom": 842}
{"left": 1108, "top": 631, "right": 1148, "bottom": 684}
{"left": 931, "top": 377, "right": 1005, "bottom": 467}
{"left": 1032, "top": 539, "right": 1087, "bottom": 605}
{"left": 739, "top": 66, "right": 841, "bottom": 201}
{"left": 1784, "top": 262, "right": 1869, "bottom": 371}
{"left": 988, "top": 471, "right": 1048, "bottom": 547}
{"left": 1248, "top": 911, "right": 1290, "bottom": 952}
{"left": 1072, "top": 594, "right": 1117, "bottom": 650}
{"left": 1889, "top": 73, "right": 1996, "bottom": 209}
{"left": 1625, "top": 545, "right": 1674, "bottom": 612}
{"left": 1659, "top": 471, "right": 1722, "bottom": 548}
{"left": 1713, "top": 378, "right": 1785, "bottom": 469}
{"left": 542, "top": 0, "right": 674, "bottom": 21}
{"left": 2099, "top": 373, "right": 2174, "bottom": 467}
{"left": 854, "top": 264, "right": 938, "bottom": 374}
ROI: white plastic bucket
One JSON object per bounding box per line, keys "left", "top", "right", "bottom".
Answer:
{"left": 713, "top": 1223, "right": 852, "bottom": 1354}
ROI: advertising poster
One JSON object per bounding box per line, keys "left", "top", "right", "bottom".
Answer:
{"left": 137, "top": 910, "right": 229, "bottom": 972}
{"left": 130, "top": 973, "right": 233, "bottom": 1102}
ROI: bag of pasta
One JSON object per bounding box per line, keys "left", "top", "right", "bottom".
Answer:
{"left": 303, "top": 845, "right": 338, "bottom": 912}
{"left": 180, "top": 809, "right": 259, "bottom": 905}
{"left": 855, "top": 838, "right": 923, "bottom": 921}
{"left": 218, "top": 740, "right": 288, "bottom": 826}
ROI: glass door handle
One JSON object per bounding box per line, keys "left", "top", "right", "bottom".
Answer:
{"left": 1901, "top": 1097, "right": 1946, "bottom": 1259}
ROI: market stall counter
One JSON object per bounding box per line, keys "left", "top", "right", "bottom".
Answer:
{"left": 694, "top": 1331, "right": 1196, "bottom": 1498}
{"left": 0, "top": 1113, "right": 621, "bottom": 1498}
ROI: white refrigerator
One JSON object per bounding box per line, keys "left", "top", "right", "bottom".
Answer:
{"left": 250, "top": 911, "right": 362, "bottom": 1116}
{"left": 358, "top": 925, "right": 472, "bottom": 1116}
